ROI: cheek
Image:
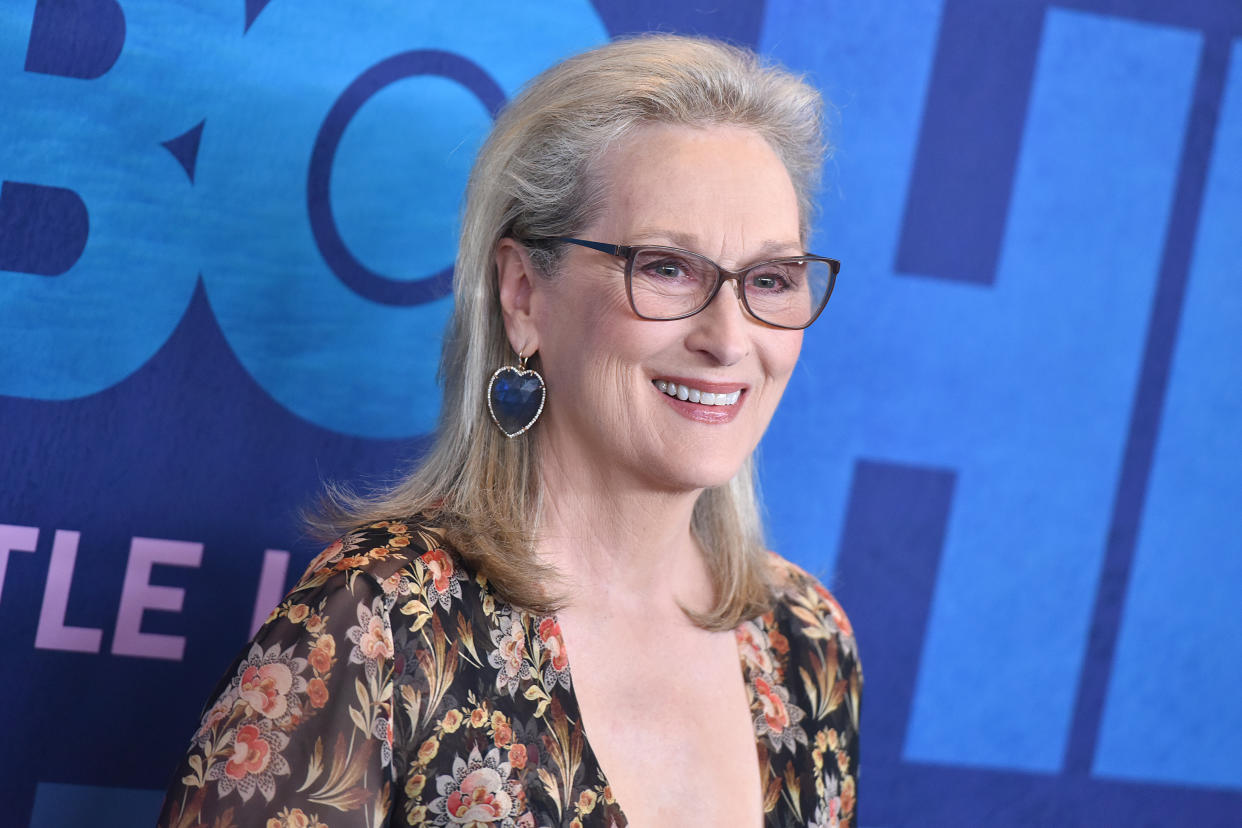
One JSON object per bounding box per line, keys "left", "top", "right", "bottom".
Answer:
{"left": 764, "top": 332, "right": 804, "bottom": 385}
{"left": 537, "top": 288, "right": 637, "bottom": 390}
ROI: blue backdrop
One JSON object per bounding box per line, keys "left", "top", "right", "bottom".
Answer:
{"left": 2, "top": 1, "right": 1239, "bottom": 825}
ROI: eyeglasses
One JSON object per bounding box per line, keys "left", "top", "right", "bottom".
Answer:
{"left": 539, "top": 237, "right": 839, "bottom": 330}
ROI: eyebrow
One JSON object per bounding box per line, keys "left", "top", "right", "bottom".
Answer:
{"left": 626, "top": 228, "right": 804, "bottom": 260}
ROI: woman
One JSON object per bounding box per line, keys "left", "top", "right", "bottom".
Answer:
{"left": 159, "top": 35, "right": 859, "bottom": 828}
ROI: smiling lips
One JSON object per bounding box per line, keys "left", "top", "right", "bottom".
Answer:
{"left": 653, "top": 379, "right": 743, "bottom": 406}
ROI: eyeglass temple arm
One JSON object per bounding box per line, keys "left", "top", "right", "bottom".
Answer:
{"left": 551, "top": 237, "right": 633, "bottom": 258}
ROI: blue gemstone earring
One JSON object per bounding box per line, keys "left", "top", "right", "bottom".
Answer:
{"left": 487, "top": 352, "right": 546, "bottom": 438}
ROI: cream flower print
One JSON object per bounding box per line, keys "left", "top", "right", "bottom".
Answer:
{"left": 420, "top": 546, "right": 465, "bottom": 610}
{"left": 195, "top": 687, "right": 238, "bottom": 745}
{"left": 230, "top": 642, "right": 309, "bottom": 726}
{"left": 488, "top": 611, "right": 533, "bottom": 696}
{"left": 428, "top": 746, "right": 522, "bottom": 827}
{"left": 347, "top": 596, "right": 394, "bottom": 681}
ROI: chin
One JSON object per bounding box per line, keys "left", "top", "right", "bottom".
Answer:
{"left": 644, "top": 451, "right": 749, "bottom": 494}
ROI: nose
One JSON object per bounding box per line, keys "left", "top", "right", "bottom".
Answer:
{"left": 684, "top": 276, "right": 750, "bottom": 366}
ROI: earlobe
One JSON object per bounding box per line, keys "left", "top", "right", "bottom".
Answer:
{"left": 495, "top": 238, "right": 540, "bottom": 356}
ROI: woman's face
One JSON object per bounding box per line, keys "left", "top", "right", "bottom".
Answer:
{"left": 528, "top": 123, "right": 805, "bottom": 493}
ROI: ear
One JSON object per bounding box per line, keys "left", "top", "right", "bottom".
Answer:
{"left": 495, "top": 237, "right": 542, "bottom": 357}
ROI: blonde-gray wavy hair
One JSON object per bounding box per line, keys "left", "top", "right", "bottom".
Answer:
{"left": 313, "top": 34, "right": 828, "bottom": 631}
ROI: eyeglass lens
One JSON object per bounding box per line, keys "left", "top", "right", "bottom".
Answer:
{"left": 628, "top": 248, "right": 832, "bottom": 328}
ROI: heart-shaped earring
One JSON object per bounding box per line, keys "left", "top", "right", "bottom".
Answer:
{"left": 487, "top": 352, "right": 546, "bottom": 438}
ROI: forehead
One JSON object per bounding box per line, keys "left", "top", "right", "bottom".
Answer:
{"left": 591, "top": 123, "right": 802, "bottom": 255}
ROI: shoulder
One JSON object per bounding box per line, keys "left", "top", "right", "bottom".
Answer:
{"left": 763, "top": 552, "right": 859, "bottom": 662}
{"left": 275, "top": 516, "right": 494, "bottom": 655}
{"left": 289, "top": 517, "right": 470, "bottom": 607}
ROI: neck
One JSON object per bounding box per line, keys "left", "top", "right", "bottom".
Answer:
{"left": 533, "top": 438, "right": 713, "bottom": 620}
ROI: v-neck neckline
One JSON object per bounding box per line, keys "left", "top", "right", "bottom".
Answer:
{"left": 534, "top": 608, "right": 772, "bottom": 828}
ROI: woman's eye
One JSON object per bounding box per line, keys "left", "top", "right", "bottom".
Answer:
{"left": 750, "top": 271, "right": 790, "bottom": 291}
{"left": 643, "top": 258, "right": 694, "bottom": 279}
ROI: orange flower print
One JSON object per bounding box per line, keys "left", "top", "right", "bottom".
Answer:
{"left": 206, "top": 723, "right": 291, "bottom": 802}
{"left": 429, "top": 746, "right": 521, "bottom": 826}
{"left": 768, "top": 626, "right": 790, "bottom": 655}
{"left": 736, "top": 620, "right": 775, "bottom": 675}
{"left": 405, "top": 773, "right": 427, "bottom": 798}
{"left": 418, "top": 737, "right": 439, "bottom": 765}
{"left": 420, "top": 547, "right": 462, "bottom": 609}
{"left": 470, "top": 707, "right": 488, "bottom": 729}
{"left": 841, "top": 776, "right": 856, "bottom": 817}
{"left": 380, "top": 571, "right": 410, "bottom": 598}
{"left": 509, "top": 743, "right": 527, "bottom": 770}
{"left": 751, "top": 676, "right": 808, "bottom": 753}
{"left": 265, "top": 807, "right": 325, "bottom": 828}
{"left": 815, "top": 583, "right": 855, "bottom": 639}
{"left": 347, "top": 601, "right": 393, "bottom": 664}
{"left": 240, "top": 663, "right": 295, "bottom": 719}
{"left": 577, "top": 789, "right": 598, "bottom": 814}
{"left": 494, "top": 721, "right": 513, "bottom": 748}
{"left": 307, "top": 635, "right": 335, "bottom": 674}
{"left": 226, "top": 725, "right": 270, "bottom": 779}
{"left": 306, "top": 677, "right": 328, "bottom": 708}
{"left": 305, "top": 613, "right": 325, "bottom": 634}
{"left": 359, "top": 616, "right": 392, "bottom": 659}
{"left": 442, "top": 709, "right": 464, "bottom": 733}
{"left": 756, "top": 676, "right": 790, "bottom": 732}
{"left": 537, "top": 617, "right": 571, "bottom": 690}
{"left": 287, "top": 604, "right": 310, "bottom": 624}
{"left": 537, "top": 618, "right": 568, "bottom": 672}
{"left": 304, "top": 538, "right": 342, "bottom": 573}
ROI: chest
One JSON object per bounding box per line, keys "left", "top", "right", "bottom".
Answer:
{"left": 557, "top": 615, "right": 765, "bottom": 827}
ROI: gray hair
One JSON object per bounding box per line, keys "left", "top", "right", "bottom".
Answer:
{"left": 313, "top": 34, "right": 828, "bottom": 631}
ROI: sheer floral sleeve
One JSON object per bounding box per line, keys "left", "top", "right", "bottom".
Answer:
{"left": 158, "top": 534, "right": 401, "bottom": 828}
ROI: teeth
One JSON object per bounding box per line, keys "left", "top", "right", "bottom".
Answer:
{"left": 653, "top": 381, "right": 741, "bottom": 406}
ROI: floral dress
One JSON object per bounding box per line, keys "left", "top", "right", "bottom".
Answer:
{"left": 158, "top": 519, "right": 861, "bottom": 828}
